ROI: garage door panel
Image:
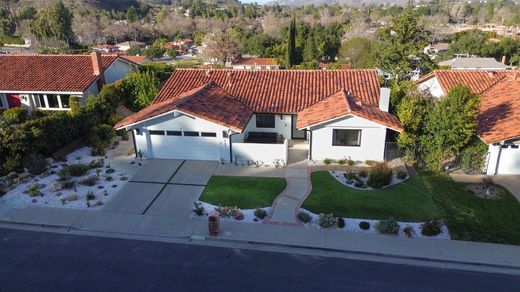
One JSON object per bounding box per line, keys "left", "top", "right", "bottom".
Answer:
{"left": 497, "top": 148, "right": 520, "bottom": 175}
{"left": 150, "top": 136, "right": 219, "bottom": 160}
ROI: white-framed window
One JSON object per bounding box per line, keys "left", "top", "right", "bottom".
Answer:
{"left": 332, "top": 129, "right": 362, "bottom": 147}
{"left": 33, "top": 94, "right": 76, "bottom": 110}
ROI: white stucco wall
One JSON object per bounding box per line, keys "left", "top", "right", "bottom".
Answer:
{"left": 104, "top": 59, "right": 138, "bottom": 85}
{"left": 486, "top": 142, "right": 520, "bottom": 175}
{"left": 309, "top": 115, "right": 388, "bottom": 162}
{"left": 418, "top": 77, "right": 445, "bottom": 99}
{"left": 234, "top": 114, "right": 293, "bottom": 142}
{"left": 232, "top": 139, "right": 288, "bottom": 166}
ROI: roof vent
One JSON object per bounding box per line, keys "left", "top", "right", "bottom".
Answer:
{"left": 205, "top": 70, "right": 212, "bottom": 78}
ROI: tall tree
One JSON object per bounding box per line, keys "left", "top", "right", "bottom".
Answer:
{"left": 30, "top": 1, "right": 75, "bottom": 46}
{"left": 286, "top": 17, "right": 296, "bottom": 69}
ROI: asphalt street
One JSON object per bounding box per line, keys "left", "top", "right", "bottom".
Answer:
{"left": 0, "top": 228, "right": 518, "bottom": 292}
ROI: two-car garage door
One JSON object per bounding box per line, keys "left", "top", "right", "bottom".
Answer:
{"left": 149, "top": 133, "right": 220, "bottom": 161}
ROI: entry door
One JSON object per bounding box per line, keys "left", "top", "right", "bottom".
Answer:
{"left": 291, "top": 115, "right": 306, "bottom": 140}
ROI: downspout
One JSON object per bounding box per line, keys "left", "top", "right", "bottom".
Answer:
{"left": 304, "top": 129, "right": 313, "bottom": 161}
{"left": 130, "top": 129, "right": 138, "bottom": 159}
{"left": 229, "top": 132, "right": 239, "bottom": 164}
{"left": 494, "top": 142, "right": 504, "bottom": 175}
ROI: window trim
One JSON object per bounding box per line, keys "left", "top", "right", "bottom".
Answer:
{"left": 256, "top": 114, "right": 275, "bottom": 128}
{"left": 222, "top": 131, "right": 229, "bottom": 138}
{"left": 332, "top": 129, "right": 362, "bottom": 147}
{"left": 166, "top": 131, "right": 182, "bottom": 136}
{"left": 183, "top": 131, "right": 200, "bottom": 137}
{"left": 201, "top": 132, "right": 217, "bottom": 137}
{"left": 33, "top": 94, "right": 77, "bottom": 110}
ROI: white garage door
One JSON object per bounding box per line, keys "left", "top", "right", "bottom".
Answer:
{"left": 497, "top": 146, "right": 520, "bottom": 175}
{"left": 149, "top": 132, "right": 219, "bottom": 161}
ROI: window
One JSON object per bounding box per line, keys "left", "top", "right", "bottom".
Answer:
{"left": 60, "top": 95, "right": 71, "bottom": 108}
{"left": 0, "top": 96, "right": 3, "bottom": 108}
{"left": 222, "top": 131, "right": 229, "bottom": 138}
{"left": 37, "top": 94, "right": 46, "bottom": 107}
{"left": 332, "top": 129, "right": 362, "bottom": 147}
{"left": 256, "top": 114, "right": 275, "bottom": 128}
{"left": 46, "top": 95, "right": 59, "bottom": 108}
{"left": 150, "top": 130, "right": 165, "bottom": 135}
{"left": 167, "top": 131, "right": 182, "bottom": 136}
{"left": 201, "top": 132, "right": 217, "bottom": 137}
{"left": 184, "top": 131, "right": 199, "bottom": 137}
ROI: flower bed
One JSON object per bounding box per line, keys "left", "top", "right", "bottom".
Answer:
{"left": 329, "top": 170, "right": 408, "bottom": 190}
{"left": 191, "top": 201, "right": 271, "bottom": 224}
{"left": 0, "top": 144, "right": 143, "bottom": 211}
{"left": 299, "top": 209, "right": 451, "bottom": 240}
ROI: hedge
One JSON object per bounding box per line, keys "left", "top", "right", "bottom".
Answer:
{"left": 0, "top": 83, "right": 122, "bottom": 173}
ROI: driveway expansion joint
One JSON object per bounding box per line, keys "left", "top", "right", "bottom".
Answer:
{"left": 142, "top": 160, "right": 186, "bottom": 215}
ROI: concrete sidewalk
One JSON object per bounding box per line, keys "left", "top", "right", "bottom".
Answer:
{"left": 2, "top": 205, "right": 520, "bottom": 274}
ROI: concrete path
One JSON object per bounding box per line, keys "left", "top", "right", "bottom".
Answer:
{"left": 267, "top": 147, "right": 312, "bottom": 225}
{"left": 451, "top": 173, "right": 520, "bottom": 202}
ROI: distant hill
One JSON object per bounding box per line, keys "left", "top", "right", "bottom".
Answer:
{"left": 9, "top": 0, "right": 141, "bottom": 11}
{"left": 264, "top": 0, "right": 410, "bottom": 6}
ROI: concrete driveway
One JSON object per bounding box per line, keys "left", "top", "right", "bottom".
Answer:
{"left": 104, "top": 159, "right": 217, "bottom": 218}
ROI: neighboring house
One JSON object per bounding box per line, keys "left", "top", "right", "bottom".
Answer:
{"left": 231, "top": 58, "right": 280, "bottom": 70}
{"left": 115, "top": 41, "right": 146, "bottom": 52}
{"left": 423, "top": 43, "right": 449, "bottom": 59}
{"left": 438, "top": 57, "right": 511, "bottom": 70}
{"left": 417, "top": 70, "right": 520, "bottom": 175}
{"left": 120, "top": 55, "right": 150, "bottom": 65}
{"left": 0, "top": 52, "right": 140, "bottom": 111}
{"left": 92, "top": 44, "right": 120, "bottom": 53}
{"left": 116, "top": 69, "right": 403, "bottom": 165}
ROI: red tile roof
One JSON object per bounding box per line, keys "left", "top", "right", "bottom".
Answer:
{"left": 477, "top": 74, "right": 520, "bottom": 144}
{"left": 297, "top": 89, "right": 403, "bottom": 131}
{"left": 120, "top": 55, "right": 148, "bottom": 65}
{"left": 116, "top": 82, "right": 253, "bottom": 132}
{"left": 233, "top": 58, "right": 278, "bottom": 66}
{"left": 154, "top": 69, "right": 381, "bottom": 113}
{"left": 0, "top": 54, "right": 118, "bottom": 92}
{"left": 416, "top": 70, "right": 511, "bottom": 95}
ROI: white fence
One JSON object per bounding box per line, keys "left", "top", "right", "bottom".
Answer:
{"left": 232, "top": 139, "right": 288, "bottom": 167}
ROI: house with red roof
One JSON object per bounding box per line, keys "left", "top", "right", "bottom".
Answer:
{"left": 231, "top": 57, "right": 280, "bottom": 70}
{"left": 417, "top": 70, "right": 520, "bottom": 175}
{"left": 0, "top": 52, "right": 140, "bottom": 111}
{"left": 115, "top": 69, "right": 402, "bottom": 165}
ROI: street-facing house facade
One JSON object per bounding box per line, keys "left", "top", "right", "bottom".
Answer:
{"left": 417, "top": 70, "right": 520, "bottom": 175}
{"left": 116, "top": 69, "right": 403, "bottom": 166}
{"left": 0, "top": 52, "right": 139, "bottom": 111}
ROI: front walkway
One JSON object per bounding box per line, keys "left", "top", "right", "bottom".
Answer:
{"left": 266, "top": 145, "right": 311, "bottom": 225}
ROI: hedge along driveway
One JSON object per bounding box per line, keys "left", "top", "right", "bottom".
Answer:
{"left": 302, "top": 171, "right": 441, "bottom": 222}
{"left": 199, "top": 176, "right": 287, "bottom": 209}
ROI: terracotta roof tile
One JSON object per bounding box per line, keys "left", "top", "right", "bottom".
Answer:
{"left": 154, "top": 69, "right": 381, "bottom": 113}
{"left": 416, "top": 70, "right": 511, "bottom": 95}
{"left": 116, "top": 82, "right": 253, "bottom": 132}
{"left": 297, "top": 89, "right": 403, "bottom": 132}
{"left": 477, "top": 75, "right": 520, "bottom": 144}
{"left": 0, "top": 54, "right": 118, "bottom": 92}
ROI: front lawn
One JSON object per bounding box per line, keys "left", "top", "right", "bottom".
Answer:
{"left": 199, "top": 176, "right": 287, "bottom": 209}
{"left": 421, "top": 172, "right": 520, "bottom": 245}
{"left": 302, "top": 171, "right": 441, "bottom": 222}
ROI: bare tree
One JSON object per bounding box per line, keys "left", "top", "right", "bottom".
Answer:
{"left": 201, "top": 30, "right": 240, "bottom": 66}
{"left": 73, "top": 14, "right": 105, "bottom": 45}
{"left": 420, "top": 14, "right": 449, "bottom": 43}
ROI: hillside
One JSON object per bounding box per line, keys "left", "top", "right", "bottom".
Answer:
{"left": 9, "top": 0, "right": 141, "bottom": 11}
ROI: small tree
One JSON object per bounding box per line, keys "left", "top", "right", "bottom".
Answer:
{"left": 69, "top": 96, "right": 81, "bottom": 116}
{"left": 122, "top": 72, "right": 160, "bottom": 112}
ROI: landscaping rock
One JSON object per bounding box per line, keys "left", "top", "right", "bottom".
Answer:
{"left": 50, "top": 165, "right": 59, "bottom": 169}
{"left": 45, "top": 158, "right": 55, "bottom": 165}
{"left": 55, "top": 192, "right": 62, "bottom": 197}
{"left": 49, "top": 181, "right": 63, "bottom": 192}
{"left": 32, "top": 198, "right": 37, "bottom": 203}
{"left": 111, "top": 184, "right": 117, "bottom": 188}
{"left": 64, "top": 193, "right": 78, "bottom": 202}
{"left": 98, "top": 186, "right": 104, "bottom": 189}
{"left": 39, "top": 170, "right": 52, "bottom": 179}
{"left": 79, "top": 176, "right": 99, "bottom": 186}
{"left": 18, "top": 172, "right": 31, "bottom": 180}
{"left": 120, "top": 176, "right": 128, "bottom": 181}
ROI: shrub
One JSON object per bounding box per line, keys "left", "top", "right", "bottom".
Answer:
{"left": 121, "top": 72, "right": 160, "bottom": 112}
{"left": 359, "top": 221, "right": 370, "bottom": 230}
{"left": 347, "top": 159, "right": 355, "bottom": 166}
{"left": 3, "top": 108, "right": 27, "bottom": 125}
{"left": 337, "top": 159, "right": 346, "bottom": 165}
{"left": 323, "top": 158, "right": 332, "bottom": 165}
{"left": 354, "top": 181, "right": 365, "bottom": 188}
{"left": 367, "top": 163, "right": 393, "bottom": 188}
{"left": 86, "top": 191, "right": 96, "bottom": 201}
{"left": 27, "top": 184, "right": 41, "bottom": 197}
{"left": 421, "top": 219, "right": 442, "bottom": 237}
{"left": 297, "top": 211, "right": 312, "bottom": 223}
{"left": 234, "top": 211, "right": 244, "bottom": 221}
{"left": 318, "top": 213, "right": 337, "bottom": 228}
{"left": 87, "top": 124, "right": 116, "bottom": 156}
{"left": 397, "top": 171, "right": 407, "bottom": 180}
{"left": 192, "top": 202, "right": 206, "bottom": 216}
{"left": 214, "top": 205, "right": 239, "bottom": 218}
{"left": 61, "top": 164, "right": 90, "bottom": 178}
{"left": 337, "top": 217, "right": 345, "bottom": 228}
{"left": 365, "top": 160, "right": 376, "bottom": 166}
{"left": 377, "top": 218, "right": 400, "bottom": 235}
{"left": 346, "top": 171, "right": 357, "bottom": 180}
{"left": 69, "top": 96, "right": 81, "bottom": 116}
{"left": 88, "top": 159, "right": 104, "bottom": 169}
{"left": 254, "top": 208, "right": 268, "bottom": 219}
{"left": 403, "top": 226, "right": 414, "bottom": 237}
{"left": 23, "top": 153, "right": 48, "bottom": 175}
{"left": 358, "top": 170, "right": 368, "bottom": 178}
{"left": 106, "top": 168, "right": 115, "bottom": 174}
{"left": 460, "top": 138, "right": 488, "bottom": 172}
{"left": 108, "top": 114, "right": 124, "bottom": 126}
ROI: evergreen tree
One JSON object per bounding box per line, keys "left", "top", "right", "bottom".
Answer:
{"left": 286, "top": 17, "right": 296, "bottom": 69}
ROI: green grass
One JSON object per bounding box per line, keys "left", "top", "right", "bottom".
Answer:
{"left": 421, "top": 172, "right": 520, "bottom": 245}
{"left": 199, "top": 176, "right": 286, "bottom": 209}
{"left": 302, "top": 171, "right": 441, "bottom": 222}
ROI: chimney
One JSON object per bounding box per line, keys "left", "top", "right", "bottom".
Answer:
{"left": 91, "top": 51, "right": 105, "bottom": 88}
{"left": 501, "top": 55, "right": 507, "bottom": 64}
{"left": 379, "top": 88, "right": 391, "bottom": 112}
